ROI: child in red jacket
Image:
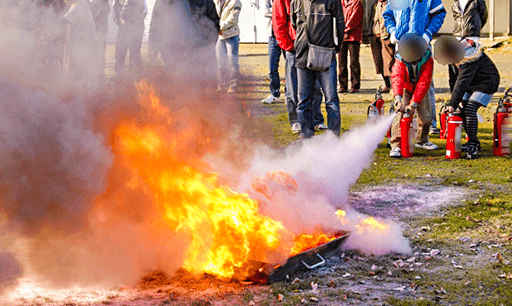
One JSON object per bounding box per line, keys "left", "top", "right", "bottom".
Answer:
{"left": 389, "top": 33, "right": 438, "bottom": 157}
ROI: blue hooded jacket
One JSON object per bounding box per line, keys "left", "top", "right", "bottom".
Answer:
{"left": 383, "top": 0, "right": 446, "bottom": 43}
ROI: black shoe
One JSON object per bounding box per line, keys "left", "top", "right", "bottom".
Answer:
{"left": 462, "top": 141, "right": 481, "bottom": 153}
{"left": 466, "top": 143, "right": 479, "bottom": 159}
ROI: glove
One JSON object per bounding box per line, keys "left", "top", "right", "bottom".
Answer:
{"left": 422, "top": 33, "right": 431, "bottom": 45}
{"left": 405, "top": 102, "right": 418, "bottom": 116}
{"left": 393, "top": 95, "right": 402, "bottom": 111}
{"left": 390, "top": 31, "right": 398, "bottom": 44}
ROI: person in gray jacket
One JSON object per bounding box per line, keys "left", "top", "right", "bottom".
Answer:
{"left": 214, "top": 0, "right": 242, "bottom": 93}
{"left": 452, "top": 0, "right": 487, "bottom": 41}
{"left": 290, "top": 0, "right": 344, "bottom": 138}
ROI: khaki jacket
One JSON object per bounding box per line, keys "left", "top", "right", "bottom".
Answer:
{"left": 214, "top": 0, "right": 242, "bottom": 39}
{"left": 371, "top": 0, "right": 389, "bottom": 39}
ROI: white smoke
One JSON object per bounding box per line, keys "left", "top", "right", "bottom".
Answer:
{"left": 231, "top": 114, "right": 412, "bottom": 255}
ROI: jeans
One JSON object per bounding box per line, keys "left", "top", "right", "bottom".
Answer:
{"left": 216, "top": 35, "right": 240, "bottom": 90}
{"left": 268, "top": 36, "right": 285, "bottom": 97}
{"left": 297, "top": 59, "right": 341, "bottom": 137}
{"left": 430, "top": 81, "right": 437, "bottom": 128}
{"left": 285, "top": 51, "right": 324, "bottom": 126}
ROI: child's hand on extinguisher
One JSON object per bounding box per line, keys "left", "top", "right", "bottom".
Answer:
{"left": 393, "top": 95, "right": 402, "bottom": 112}
{"left": 445, "top": 106, "right": 455, "bottom": 113}
{"left": 405, "top": 102, "right": 418, "bottom": 116}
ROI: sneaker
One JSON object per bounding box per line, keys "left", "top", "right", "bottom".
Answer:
{"left": 315, "top": 123, "right": 328, "bottom": 130}
{"left": 380, "top": 86, "right": 390, "bottom": 93}
{"left": 261, "top": 94, "right": 279, "bottom": 104}
{"left": 429, "top": 126, "right": 440, "bottom": 135}
{"left": 462, "top": 141, "right": 481, "bottom": 152}
{"left": 338, "top": 88, "right": 347, "bottom": 93}
{"left": 415, "top": 141, "right": 438, "bottom": 150}
{"left": 389, "top": 147, "right": 401, "bottom": 157}
{"left": 291, "top": 122, "right": 301, "bottom": 134}
{"left": 466, "top": 144, "right": 479, "bottom": 159}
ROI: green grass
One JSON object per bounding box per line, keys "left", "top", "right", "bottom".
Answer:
{"left": 255, "top": 97, "right": 512, "bottom": 305}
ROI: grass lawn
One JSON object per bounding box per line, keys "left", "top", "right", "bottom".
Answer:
{"left": 237, "top": 42, "right": 512, "bottom": 304}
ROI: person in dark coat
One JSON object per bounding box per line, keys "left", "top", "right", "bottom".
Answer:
{"left": 337, "top": 0, "right": 363, "bottom": 93}
{"left": 90, "top": 0, "right": 111, "bottom": 49}
{"left": 148, "top": 0, "right": 219, "bottom": 64}
{"left": 290, "top": 0, "right": 344, "bottom": 138}
{"left": 452, "top": 0, "right": 487, "bottom": 41}
{"left": 436, "top": 37, "right": 499, "bottom": 159}
{"left": 368, "top": 0, "right": 394, "bottom": 92}
{"left": 113, "top": 0, "right": 147, "bottom": 76}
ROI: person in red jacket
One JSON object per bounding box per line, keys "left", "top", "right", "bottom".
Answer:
{"left": 389, "top": 33, "right": 436, "bottom": 157}
{"left": 337, "top": 0, "right": 363, "bottom": 93}
{"left": 272, "top": 0, "right": 326, "bottom": 134}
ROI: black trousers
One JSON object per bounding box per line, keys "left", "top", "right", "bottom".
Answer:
{"left": 337, "top": 41, "right": 361, "bottom": 90}
{"left": 115, "top": 21, "right": 144, "bottom": 74}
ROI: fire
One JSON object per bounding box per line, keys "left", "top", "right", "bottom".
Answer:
{"left": 103, "top": 81, "right": 374, "bottom": 280}
{"left": 110, "top": 82, "right": 293, "bottom": 278}
{"left": 336, "top": 209, "right": 348, "bottom": 225}
{"left": 336, "top": 209, "right": 390, "bottom": 235}
{"left": 291, "top": 233, "right": 338, "bottom": 256}
{"left": 355, "top": 216, "right": 389, "bottom": 234}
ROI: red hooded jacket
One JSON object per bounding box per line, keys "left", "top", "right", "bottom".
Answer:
{"left": 341, "top": 0, "right": 363, "bottom": 42}
{"left": 272, "top": 0, "right": 295, "bottom": 52}
{"left": 392, "top": 52, "right": 434, "bottom": 104}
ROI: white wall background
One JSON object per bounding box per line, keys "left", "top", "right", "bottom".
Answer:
{"left": 238, "top": 0, "right": 270, "bottom": 43}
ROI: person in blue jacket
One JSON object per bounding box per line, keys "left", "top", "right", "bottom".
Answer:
{"left": 383, "top": 0, "right": 446, "bottom": 150}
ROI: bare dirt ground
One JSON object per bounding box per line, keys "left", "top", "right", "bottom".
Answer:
{"left": 5, "top": 39, "right": 512, "bottom": 306}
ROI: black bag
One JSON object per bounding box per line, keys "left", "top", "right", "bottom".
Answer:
{"left": 301, "top": 0, "right": 335, "bottom": 71}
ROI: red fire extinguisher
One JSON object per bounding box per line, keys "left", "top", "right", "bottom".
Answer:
{"left": 400, "top": 110, "right": 415, "bottom": 158}
{"left": 446, "top": 113, "right": 464, "bottom": 159}
{"left": 386, "top": 97, "right": 395, "bottom": 148}
{"left": 439, "top": 105, "right": 448, "bottom": 140}
{"left": 493, "top": 88, "right": 512, "bottom": 156}
{"left": 368, "top": 87, "right": 385, "bottom": 119}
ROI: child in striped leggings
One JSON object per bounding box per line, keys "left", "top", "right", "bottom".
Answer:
{"left": 434, "top": 37, "right": 500, "bottom": 159}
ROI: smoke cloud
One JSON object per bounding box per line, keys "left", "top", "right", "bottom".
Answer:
{"left": 0, "top": 81, "right": 113, "bottom": 235}
{"left": 227, "top": 114, "right": 412, "bottom": 255}
{"left": 1, "top": 1, "right": 411, "bottom": 302}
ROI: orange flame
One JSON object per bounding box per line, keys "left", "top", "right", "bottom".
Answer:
{"left": 105, "top": 81, "right": 350, "bottom": 278}
{"left": 355, "top": 216, "right": 389, "bottom": 234}
{"left": 291, "top": 233, "right": 338, "bottom": 256}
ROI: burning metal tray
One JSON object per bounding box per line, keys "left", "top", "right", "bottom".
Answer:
{"left": 244, "top": 230, "right": 350, "bottom": 284}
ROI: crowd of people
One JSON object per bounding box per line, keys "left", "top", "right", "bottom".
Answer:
{"left": 3, "top": 0, "right": 498, "bottom": 158}
{"left": 4, "top": 0, "right": 240, "bottom": 93}
{"left": 263, "top": 0, "right": 497, "bottom": 158}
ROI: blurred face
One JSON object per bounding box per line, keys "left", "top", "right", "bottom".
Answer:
{"left": 433, "top": 36, "right": 465, "bottom": 65}
{"left": 389, "top": 0, "right": 409, "bottom": 10}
